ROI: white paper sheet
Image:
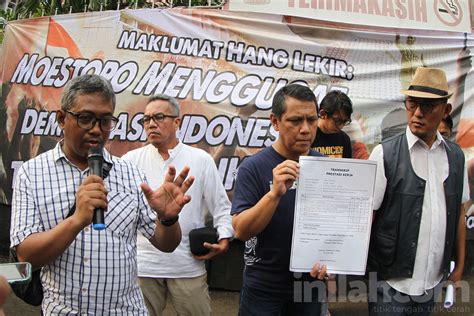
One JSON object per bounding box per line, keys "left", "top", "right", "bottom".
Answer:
{"left": 290, "top": 156, "right": 377, "bottom": 275}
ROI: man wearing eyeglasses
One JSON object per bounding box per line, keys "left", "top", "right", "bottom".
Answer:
{"left": 367, "top": 67, "right": 469, "bottom": 315}
{"left": 311, "top": 90, "right": 353, "bottom": 158}
{"left": 122, "top": 94, "right": 233, "bottom": 316}
{"left": 10, "top": 74, "right": 194, "bottom": 315}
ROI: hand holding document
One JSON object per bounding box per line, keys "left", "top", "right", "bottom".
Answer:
{"left": 290, "top": 157, "right": 377, "bottom": 275}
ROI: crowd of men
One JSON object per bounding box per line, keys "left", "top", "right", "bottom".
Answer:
{"left": 1, "top": 65, "right": 470, "bottom": 316}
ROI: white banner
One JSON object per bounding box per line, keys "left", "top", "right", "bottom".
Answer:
{"left": 226, "top": 0, "right": 472, "bottom": 33}
{"left": 0, "top": 9, "right": 472, "bottom": 223}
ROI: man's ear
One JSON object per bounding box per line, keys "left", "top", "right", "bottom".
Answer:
{"left": 270, "top": 113, "right": 280, "bottom": 132}
{"left": 56, "top": 110, "right": 66, "bottom": 128}
{"left": 174, "top": 117, "right": 181, "bottom": 131}
{"left": 443, "top": 103, "right": 452, "bottom": 119}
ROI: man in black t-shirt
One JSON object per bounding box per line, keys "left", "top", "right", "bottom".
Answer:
{"left": 232, "top": 84, "right": 328, "bottom": 316}
{"left": 312, "top": 91, "right": 353, "bottom": 158}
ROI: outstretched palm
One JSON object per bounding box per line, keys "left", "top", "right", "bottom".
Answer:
{"left": 141, "top": 165, "right": 194, "bottom": 220}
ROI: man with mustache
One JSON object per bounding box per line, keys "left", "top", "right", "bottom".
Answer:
{"left": 232, "top": 84, "right": 328, "bottom": 315}
{"left": 122, "top": 94, "right": 233, "bottom": 316}
{"left": 10, "top": 74, "right": 194, "bottom": 315}
{"left": 368, "top": 67, "right": 469, "bottom": 315}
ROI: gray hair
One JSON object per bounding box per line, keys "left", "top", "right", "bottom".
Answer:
{"left": 146, "top": 94, "right": 180, "bottom": 116}
{"left": 61, "top": 74, "right": 116, "bottom": 111}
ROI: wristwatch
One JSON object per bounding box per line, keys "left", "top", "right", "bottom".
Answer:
{"left": 159, "top": 215, "right": 179, "bottom": 227}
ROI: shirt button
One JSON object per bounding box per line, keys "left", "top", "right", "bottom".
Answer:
{"left": 411, "top": 242, "right": 416, "bottom": 248}
{"left": 82, "top": 288, "right": 87, "bottom": 292}
{"left": 84, "top": 227, "right": 90, "bottom": 232}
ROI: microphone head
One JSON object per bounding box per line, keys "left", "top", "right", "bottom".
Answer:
{"left": 88, "top": 145, "right": 104, "bottom": 159}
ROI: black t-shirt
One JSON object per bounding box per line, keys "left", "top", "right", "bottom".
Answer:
{"left": 312, "top": 127, "right": 352, "bottom": 158}
{"left": 231, "top": 146, "right": 324, "bottom": 294}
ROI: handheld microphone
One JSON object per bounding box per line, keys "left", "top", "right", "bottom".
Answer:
{"left": 88, "top": 146, "right": 106, "bottom": 230}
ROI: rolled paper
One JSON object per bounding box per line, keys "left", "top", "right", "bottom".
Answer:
{"left": 444, "top": 284, "right": 454, "bottom": 309}
{"left": 444, "top": 261, "right": 456, "bottom": 309}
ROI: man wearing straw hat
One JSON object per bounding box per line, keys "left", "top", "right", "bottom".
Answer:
{"left": 367, "top": 67, "right": 469, "bottom": 315}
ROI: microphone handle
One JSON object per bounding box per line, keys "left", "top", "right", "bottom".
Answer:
{"left": 93, "top": 208, "right": 106, "bottom": 230}
{"left": 89, "top": 158, "right": 106, "bottom": 230}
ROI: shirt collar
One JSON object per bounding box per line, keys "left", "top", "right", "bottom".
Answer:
{"left": 405, "top": 126, "right": 446, "bottom": 150}
{"left": 167, "top": 140, "right": 183, "bottom": 160}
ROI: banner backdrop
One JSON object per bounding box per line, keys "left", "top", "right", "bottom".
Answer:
{"left": 226, "top": 0, "right": 472, "bottom": 33}
{"left": 0, "top": 9, "right": 472, "bottom": 235}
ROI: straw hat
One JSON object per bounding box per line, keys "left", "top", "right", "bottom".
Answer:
{"left": 401, "top": 67, "right": 453, "bottom": 99}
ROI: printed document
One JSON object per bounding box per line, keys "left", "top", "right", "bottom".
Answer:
{"left": 290, "top": 156, "right": 377, "bottom": 275}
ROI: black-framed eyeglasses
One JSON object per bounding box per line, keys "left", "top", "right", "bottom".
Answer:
{"left": 66, "top": 110, "right": 118, "bottom": 131}
{"left": 331, "top": 116, "right": 351, "bottom": 127}
{"left": 404, "top": 99, "right": 446, "bottom": 114}
{"left": 139, "top": 113, "right": 178, "bottom": 125}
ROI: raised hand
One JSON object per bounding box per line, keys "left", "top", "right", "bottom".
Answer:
{"left": 141, "top": 165, "right": 194, "bottom": 220}
{"left": 271, "top": 160, "right": 300, "bottom": 197}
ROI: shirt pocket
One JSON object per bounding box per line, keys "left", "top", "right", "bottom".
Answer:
{"left": 105, "top": 191, "right": 139, "bottom": 238}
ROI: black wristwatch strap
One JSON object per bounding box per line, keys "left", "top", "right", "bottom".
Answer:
{"left": 159, "top": 215, "right": 179, "bottom": 227}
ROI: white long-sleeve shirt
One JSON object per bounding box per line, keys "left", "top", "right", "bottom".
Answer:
{"left": 122, "top": 142, "right": 234, "bottom": 278}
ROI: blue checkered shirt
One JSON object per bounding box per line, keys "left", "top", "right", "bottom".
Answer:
{"left": 10, "top": 143, "right": 157, "bottom": 315}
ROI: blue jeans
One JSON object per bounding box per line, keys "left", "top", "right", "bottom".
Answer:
{"left": 368, "top": 281, "right": 442, "bottom": 316}
{"left": 238, "top": 284, "right": 323, "bottom": 316}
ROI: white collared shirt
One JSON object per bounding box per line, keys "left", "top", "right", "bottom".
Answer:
{"left": 122, "top": 141, "right": 234, "bottom": 278}
{"left": 370, "top": 127, "right": 469, "bottom": 295}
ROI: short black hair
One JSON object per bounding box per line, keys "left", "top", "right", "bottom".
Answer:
{"left": 319, "top": 90, "right": 353, "bottom": 118}
{"left": 272, "top": 84, "right": 317, "bottom": 119}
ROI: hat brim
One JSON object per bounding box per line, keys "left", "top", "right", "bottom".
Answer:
{"left": 401, "top": 89, "right": 453, "bottom": 99}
